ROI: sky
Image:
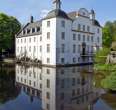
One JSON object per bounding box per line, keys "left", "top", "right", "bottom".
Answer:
{"left": 0, "top": 0, "right": 116, "bottom": 26}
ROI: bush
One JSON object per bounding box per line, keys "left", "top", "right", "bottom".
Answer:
{"left": 101, "top": 72, "right": 116, "bottom": 91}
{"left": 95, "top": 48, "right": 110, "bottom": 64}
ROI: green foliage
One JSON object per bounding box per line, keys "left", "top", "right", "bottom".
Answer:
{"left": 0, "top": 13, "right": 21, "bottom": 52}
{"left": 101, "top": 72, "right": 116, "bottom": 91}
{"left": 103, "top": 21, "right": 116, "bottom": 47}
{"left": 95, "top": 48, "right": 110, "bottom": 63}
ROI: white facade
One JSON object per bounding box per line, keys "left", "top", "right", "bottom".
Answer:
{"left": 15, "top": 1, "right": 102, "bottom": 66}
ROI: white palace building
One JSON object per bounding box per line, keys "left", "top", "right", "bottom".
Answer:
{"left": 15, "top": 0, "right": 102, "bottom": 66}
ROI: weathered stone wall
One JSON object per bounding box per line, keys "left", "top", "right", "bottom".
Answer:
{"left": 106, "top": 51, "right": 116, "bottom": 64}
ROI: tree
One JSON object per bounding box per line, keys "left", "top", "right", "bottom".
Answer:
{"left": 102, "top": 27, "right": 112, "bottom": 47}
{"left": 102, "top": 21, "right": 116, "bottom": 47}
{"left": 0, "top": 13, "right": 21, "bottom": 54}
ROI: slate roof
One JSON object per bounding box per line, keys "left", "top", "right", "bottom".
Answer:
{"left": 68, "top": 11, "right": 78, "bottom": 20}
{"left": 93, "top": 19, "right": 101, "bottom": 27}
{"left": 44, "top": 9, "right": 71, "bottom": 20}
{"left": 16, "top": 20, "right": 42, "bottom": 38}
{"left": 68, "top": 11, "right": 101, "bottom": 27}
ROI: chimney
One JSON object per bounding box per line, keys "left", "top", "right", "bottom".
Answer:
{"left": 91, "top": 9, "right": 95, "bottom": 20}
{"left": 30, "top": 16, "right": 34, "bottom": 23}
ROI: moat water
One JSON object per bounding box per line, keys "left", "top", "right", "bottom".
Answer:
{"left": 0, "top": 63, "right": 115, "bottom": 110}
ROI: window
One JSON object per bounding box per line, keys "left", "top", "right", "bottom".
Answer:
{"left": 61, "top": 44, "right": 65, "bottom": 53}
{"left": 97, "top": 37, "right": 100, "bottom": 43}
{"left": 34, "top": 37, "right": 36, "bottom": 42}
{"left": 61, "top": 79, "right": 65, "bottom": 88}
{"left": 61, "top": 32, "right": 65, "bottom": 40}
{"left": 61, "top": 20, "right": 65, "bottom": 27}
{"left": 46, "top": 79, "right": 50, "bottom": 88}
{"left": 73, "top": 44, "right": 76, "bottom": 53}
{"left": 40, "top": 46, "right": 42, "bottom": 52}
{"left": 34, "top": 82, "right": 36, "bottom": 87}
{"left": 27, "top": 29, "right": 30, "bottom": 34}
{"left": 17, "top": 47, "right": 19, "bottom": 52}
{"left": 61, "top": 58, "right": 65, "bottom": 63}
{"left": 73, "top": 57, "right": 76, "bottom": 63}
{"left": 87, "top": 26, "right": 90, "bottom": 32}
{"left": 29, "top": 80, "right": 31, "bottom": 85}
{"left": 91, "top": 46, "right": 93, "bottom": 52}
{"left": 72, "top": 78, "right": 76, "bottom": 86}
{"left": 83, "top": 25, "right": 85, "bottom": 31}
{"left": 78, "top": 58, "right": 80, "bottom": 62}
{"left": 73, "top": 34, "right": 76, "bottom": 40}
{"left": 87, "top": 36, "right": 89, "bottom": 41}
{"left": 46, "top": 92, "right": 50, "bottom": 99}
{"left": 40, "top": 74, "right": 42, "bottom": 80}
{"left": 24, "top": 46, "right": 26, "bottom": 51}
{"left": 29, "top": 46, "right": 31, "bottom": 52}
{"left": 23, "top": 30, "right": 26, "bottom": 35}
{"left": 21, "top": 39, "right": 23, "bottom": 43}
{"left": 32, "top": 28, "right": 35, "bottom": 33}
{"left": 91, "top": 36, "right": 93, "bottom": 42}
{"left": 25, "top": 38, "right": 26, "bottom": 43}
{"left": 47, "top": 32, "right": 50, "bottom": 39}
{"left": 40, "top": 36, "right": 42, "bottom": 41}
{"left": 78, "top": 24, "right": 81, "bottom": 30}
{"left": 34, "top": 46, "right": 36, "bottom": 52}
{"left": 40, "top": 84, "right": 42, "bottom": 89}
{"left": 97, "top": 28, "right": 100, "bottom": 33}
{"left": 29, "top": 38, "right": 31, "bottom": 43}
{"left": 47, "top": 69, "right": 50, "bottom": 74}
{"left": 83, "top": 35, "right": 85, "bottom": 42}
{"left": 72, "top": 89, "right": 76, "bottom": 96}
{"left": 78, "top": 34, "right": 81, "bottom": 41}
{"left": 46, "top": 104, "right": 50, "bottom": 110}
{"left": 77, "top": 88, "right": 80, "bottom": 94}
{"left": 60, "top": 93, "right": 64, "bottom": 100}
{"left": 47, "top": 58, "right": 50, "bottom": 63}
{"left": 87, "top": 45, "right": 89, "bottom": 52}
{"left": 47, "top": 21, "right": 50, "bottom": 27}
{"left": 61, "top": 69, "right": 64, "bottom": 74}
{"left": 37, "top": 27, "right": 40, "bottom": 32}
{"left": 47, "top": 44, "right": 50, "bottom": 53}
{"left": 78, "top": 45, "right": 81, "bottom": 52}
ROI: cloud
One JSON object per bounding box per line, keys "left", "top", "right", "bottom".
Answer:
{"left": 40, "top": 9, "right": 49, "bottom": 18}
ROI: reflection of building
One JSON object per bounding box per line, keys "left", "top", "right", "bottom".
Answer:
{"left": 16, "top": 64, "right": 99, "bottom": 110}
{"left": 15, "top": 0, "right": 102, "bottom": 66}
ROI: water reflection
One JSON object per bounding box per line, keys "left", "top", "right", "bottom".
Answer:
{"left": 15, "top": 64, "right": 99, "bottom": 110}
{"left": 0, "top": 64, "right": 19, "bottom": 104}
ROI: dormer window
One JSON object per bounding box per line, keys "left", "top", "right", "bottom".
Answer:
{"left": 32, "top": 28, "right": 35, "bottom": 33}
{"left": 23, "top": 30, "right": 26, "bottom": 35}
{"left": 37, "top": 27, "right": 40, "bottom": 32}
{"left": 27, "top": 29, "right": 30, "bottom": 34}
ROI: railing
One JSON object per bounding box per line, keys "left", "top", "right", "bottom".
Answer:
{"left": 80, "top": 51, "right": 94, "bottom": 57}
